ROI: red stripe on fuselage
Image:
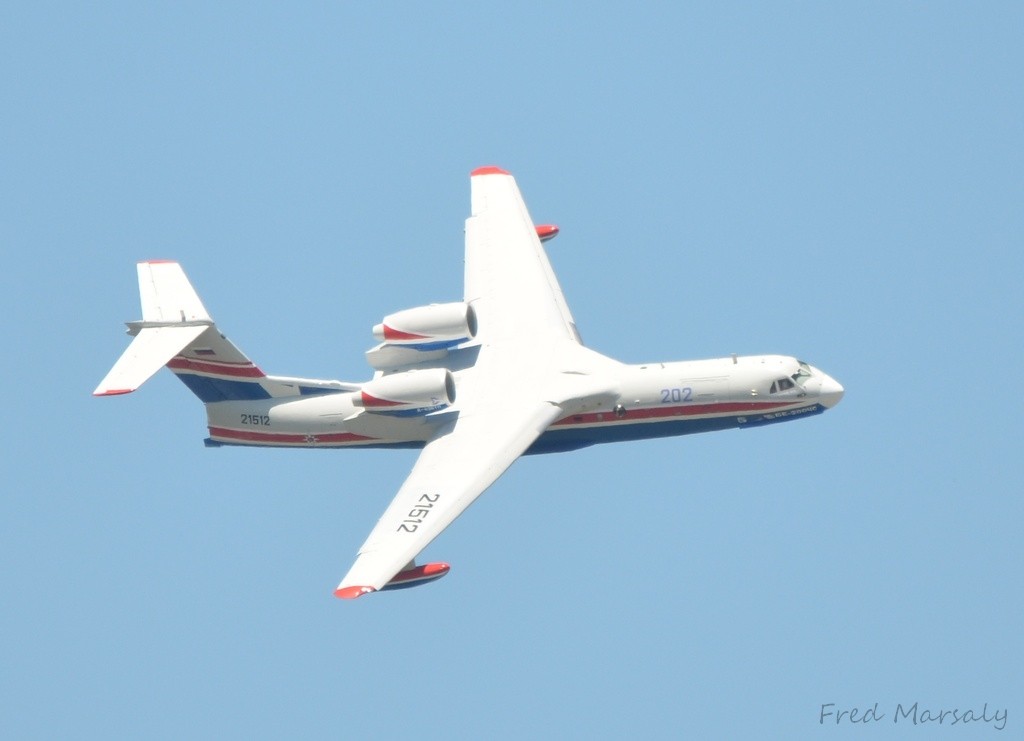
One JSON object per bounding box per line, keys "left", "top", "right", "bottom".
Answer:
{"left": 208, "top": 427, "right": 376, "bottom": 445}
{"left": 553, "top": 400, "right": 806, "bottom": 426}
{"left": 168, "top": 357, "right": 265, "bottom": 378}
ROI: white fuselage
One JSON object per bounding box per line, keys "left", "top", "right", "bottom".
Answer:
{"left": 203, "top": 353, "right": 843, "bottom": 454}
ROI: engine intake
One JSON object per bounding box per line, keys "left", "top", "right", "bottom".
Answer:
{"left": 354, "top": 368, "right": 456, "bottom": 415}
{"left": 373, "top": 303, "right": 477, "bottom": 350}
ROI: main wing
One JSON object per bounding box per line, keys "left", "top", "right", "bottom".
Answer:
{"left": 334, "top": 398, "right": 562, "bottom": 597}
{"left": 465, "top": 166, "right": 582, "bottom": 344}
{"left": 336, "top": 167, "right": 577, "bottom": 598}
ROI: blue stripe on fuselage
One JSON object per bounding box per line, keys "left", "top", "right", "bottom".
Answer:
{"left": 174, "top": 373, "right": 271, "bottom": 403}
{"left": 298, "top": 386, "right": 346, "bottom": 396}
{"left": 526, "top": 414, "right": 739, "bottom": 454}
{"left": 525, "top": 404, "right": 827, "bottom": 454}
{"left": 735, "top": 403, "right": 826, "bottom": 428}
{"left": 174, "top": 374, "right": 346, "bottom": 402}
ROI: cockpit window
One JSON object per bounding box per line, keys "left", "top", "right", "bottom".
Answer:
{"left": 770, "top": 377, "right": 796, "bottom": 394}
{"left": 791, "top": 361, "right": 813, "bottom": 387}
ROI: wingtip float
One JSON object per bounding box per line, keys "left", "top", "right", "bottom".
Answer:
{"left": 334, "top": 562, "right": 451, "bottom": 599}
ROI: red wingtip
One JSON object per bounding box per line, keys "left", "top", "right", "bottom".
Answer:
{"left": 421, "top": 562, "right": 450, "bottom": 577}
{"left": 93, "top": 388, "right": 133, "bottom": 397}
{"left": 535, "top": 224, "right": 560, "bottom": 242}
{"left": 471, "top": 165, "right": 510, "bottom": 177}
{"left": 334, "top": 586, "right": 376, "bottom": 600}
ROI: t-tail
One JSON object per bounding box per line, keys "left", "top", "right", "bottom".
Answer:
{"left": 94, "top": 261, "right": 353, "bottom": 402}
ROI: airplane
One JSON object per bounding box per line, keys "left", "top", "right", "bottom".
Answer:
{"left": 94, "top": 165, "right": 844, "bottom": 599}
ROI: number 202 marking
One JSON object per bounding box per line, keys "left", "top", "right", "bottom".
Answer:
{"left": 660, "top": 387, "right": 692, "bottom": 403}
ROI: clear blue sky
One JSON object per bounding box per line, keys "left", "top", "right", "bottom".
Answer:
{"left": 3, "top": 3, "right": 1021, "bottom": 738}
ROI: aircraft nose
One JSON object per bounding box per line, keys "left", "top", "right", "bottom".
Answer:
{"left": 818, "top": 373, "right": 844, "bottom": 408}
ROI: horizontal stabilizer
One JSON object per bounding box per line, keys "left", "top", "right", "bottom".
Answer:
{"left": 93, "top": 324, "right": 207, "bottom": 396}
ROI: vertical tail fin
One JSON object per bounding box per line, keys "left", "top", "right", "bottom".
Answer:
{"left": 165, "top": 324, "right": 274, "bottom": 402}
{"left": 137, "top": 260, "right": 211, "bottom": 323}
{"left": 95, "top": 261, "right": 351, "bottom": 403}
{"left": 94, "top": 261, "right": 272, "bottom": 400}
{"left": 94, "top": 262, "right": 214, "bottom": 396}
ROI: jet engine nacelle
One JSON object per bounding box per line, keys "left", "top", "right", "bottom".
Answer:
{"left": 354, "top": 368, "right": 456, "bottom": 415}
{"left": 372, "top": 303, "right": 477, "bottom": 350}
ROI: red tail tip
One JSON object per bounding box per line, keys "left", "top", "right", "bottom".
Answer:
{"left": 471, "top": 165, "right": 510, "bottom": 177}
